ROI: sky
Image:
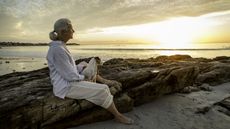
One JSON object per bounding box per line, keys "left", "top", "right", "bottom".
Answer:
{"left": 0, "top": 0, "right": 230, "bottom": 46}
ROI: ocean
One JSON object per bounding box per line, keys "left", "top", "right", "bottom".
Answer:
{"left": 0, "top": 43, "right": 229, "bottom": 75}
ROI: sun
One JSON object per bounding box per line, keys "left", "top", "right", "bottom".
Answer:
{"left": 83, "top": 16, "right": 214, "bottom": 49}
{"left": 153, "top": 20, "right": 193, "bottom": 49}
{"left": 148, "top": 17, "right": 212, "bottom": 49}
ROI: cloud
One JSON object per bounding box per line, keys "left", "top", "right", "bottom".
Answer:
{"left": 0, "top": 12, "right": 20, "bottom": 34}
{"left": 0, "top": 0, "right": 230, "bottom": 42}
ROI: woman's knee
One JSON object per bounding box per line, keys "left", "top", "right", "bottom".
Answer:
{"left": 99, "top": 84, "right": 110, "bottom": 94}
{"left": 91, "top": 57, "right": 101, "bottom": 64}
{"left": 103, "top": 84, "right": 110, "bottom": 90}
{"left": 89, "top": 58, "right": 96, "bottom": 65}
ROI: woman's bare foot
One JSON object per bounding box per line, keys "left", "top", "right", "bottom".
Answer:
{"left": 115, "top": 114, "right": 134, "bottom": 125}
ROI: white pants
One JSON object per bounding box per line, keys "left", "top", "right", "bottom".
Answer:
{"left": 66, "top": 58, "right": 113, "bottom": 109}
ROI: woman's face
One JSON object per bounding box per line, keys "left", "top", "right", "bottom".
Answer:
{"left": 67, "top": 24, "right": 75, "bottom": 39}
{"left": 62, "top": 23, "right": 75, "bottom": 40}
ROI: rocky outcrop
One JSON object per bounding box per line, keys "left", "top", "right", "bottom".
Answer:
{"left": 195, "top": 62, "right": 230, "bottom": 86}
{"left": 0, "top": 55, "right": 230, "bottom": 129}
{"left": 215, "top": 97, "right": 230, "bottom": 117}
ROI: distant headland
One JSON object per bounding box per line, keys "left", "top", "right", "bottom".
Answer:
{"left": 0, "top": 42, "right": 79, "bottom": 47}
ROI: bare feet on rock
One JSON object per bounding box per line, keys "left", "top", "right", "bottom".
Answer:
{"left": 115, "top": 114, "right": 134, "bottom": 125}
{"left": 106, "top": 80, "right": 122, "bottom": 90}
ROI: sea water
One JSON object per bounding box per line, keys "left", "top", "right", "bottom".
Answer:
{"left": 0, "top": 43, "right": 229, "bottom": 75}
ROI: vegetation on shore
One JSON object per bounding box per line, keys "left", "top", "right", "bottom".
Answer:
{"left": 0, "top": 42, "right": 79, "bottom": 46}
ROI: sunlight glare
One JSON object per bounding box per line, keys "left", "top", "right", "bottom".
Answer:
{"left": 151, "top": 17, "right": 213, "bottom": 49}
{"left": 84, "top": 16, "right": 216, "bottom": 49}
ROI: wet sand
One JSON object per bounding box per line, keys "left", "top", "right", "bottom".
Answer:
{"left": 0, "top": 57, "right": 47, "bottom": 75}
{"left": 69, "top": 83, "right": 230, "bottom": 129}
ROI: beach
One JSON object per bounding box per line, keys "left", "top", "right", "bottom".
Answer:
{"left": 69, "top": 83, "right": 230, "bottom": 129}
{"left": 71, "top": 82, "right": 230, "bottom": 129}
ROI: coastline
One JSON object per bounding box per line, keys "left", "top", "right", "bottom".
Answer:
{"left": 71, "top": 82, "right": 230, "bottom": 129}
{"left": 0, "top": 42, "right": 80, "bottom": 47}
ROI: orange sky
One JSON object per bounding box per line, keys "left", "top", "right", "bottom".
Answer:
{"left": 0, "top": 0, "right": 230, "bottom": 45}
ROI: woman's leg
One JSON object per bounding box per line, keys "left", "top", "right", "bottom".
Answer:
{"left": 66, "top": 81, "right": 133, "bottom": 124}
{"left": 75, "top": 58, "right": 133, "bottom": 124}
{"left": 106, "top": 102, "right": 134, "bottom": 124}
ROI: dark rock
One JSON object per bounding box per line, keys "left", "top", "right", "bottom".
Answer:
{"left": 179, "top": 86, "right": 200, "bottom": 93}
{"left": 103, "top": 58, "right": 128, "bottom": 66}
{"left": 213, "top": 56, "right": 230, "bottom": 61}
{"left": 217, "top": 97, "right": 230, "bottom": 110}
{"left": 195, "top": 105, "right": 211, "bottom": 114}
{"left": 216, "top": 106, "right": 230, "bottom": 117}
{"left": 101, "top": 69, "right": 157, "bottom": 90}
{"left": 196, "top": 62, "right": 230, "bottom": 86}
{"left": 199, "top": 84, "right": 213, "bottom": 91}
{"left": 0, "top": 55, "right": 230, "bottom": 129}
{"left": 215, "top": 97, "right": 230, "bottom": 117}
{"left": 128, "top": 66, "right": 199, "bottom": 106}
{"left": 194, "top": 57, "right": 212, "bottom": 62}
{"left": 155, "top": 54, "right": 192, "bottom": 62}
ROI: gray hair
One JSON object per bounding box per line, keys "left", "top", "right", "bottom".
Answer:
{"left": 49, "top": 18, "right": 72, "bottom": 40}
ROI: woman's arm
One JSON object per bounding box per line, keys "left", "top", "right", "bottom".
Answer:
{"left": 52, "top": 47, "right": 85, "bottom": 81}
{"left": 76, "top": 61, "right": 88, "bottom": 73}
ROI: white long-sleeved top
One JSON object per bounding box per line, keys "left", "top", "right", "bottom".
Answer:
{"left": 46, "top": 40, "right": 85, "bottom": 99}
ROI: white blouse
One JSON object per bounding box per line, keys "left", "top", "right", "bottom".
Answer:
{"left": 46, "top": 40, "right": 85, "bottom": 99}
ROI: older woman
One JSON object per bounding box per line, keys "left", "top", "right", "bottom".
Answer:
{"left": 46, "top": 18, "right": 133, "bottom": 124}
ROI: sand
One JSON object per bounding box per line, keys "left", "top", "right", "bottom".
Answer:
{"left": 0, "top": 57, "right": 46, "bottom": 75}
{"left": 69, "top": 82, "right": 230, "bottom": 129}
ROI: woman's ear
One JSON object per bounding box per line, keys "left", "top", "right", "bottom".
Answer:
{"left": 60, "top": 29, "right": 66, "bottom": 35}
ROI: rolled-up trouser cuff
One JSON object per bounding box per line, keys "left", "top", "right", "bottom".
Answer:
{"left": 101, "top": 94, "right": 113, "bottom": 109}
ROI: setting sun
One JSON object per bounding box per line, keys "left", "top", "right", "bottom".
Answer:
{"left": 151, "top": 17, "right": 215, "bottom": 49}
{"left": 83, "top": 16, "right": 218, "bottom": 49}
